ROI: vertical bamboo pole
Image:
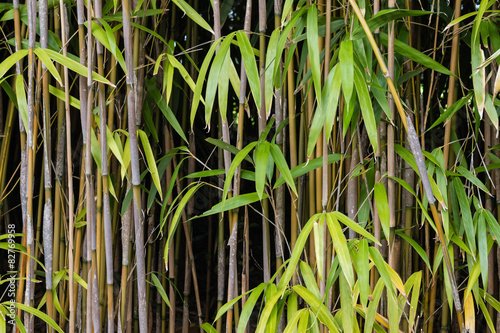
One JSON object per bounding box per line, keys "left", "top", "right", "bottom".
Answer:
{"left": 24, "top": 0, "right": 37, "bottom": 330}
{"left": 39, "top": 0, "right": 55, "bottom": 328}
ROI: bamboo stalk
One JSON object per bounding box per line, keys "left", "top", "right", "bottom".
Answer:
{"left": 122, "top": 0, "right": 148, "bottom": 329}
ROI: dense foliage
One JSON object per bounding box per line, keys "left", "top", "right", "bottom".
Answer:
{"left": 0, "top": 0, "right": 499, "bottom": 332}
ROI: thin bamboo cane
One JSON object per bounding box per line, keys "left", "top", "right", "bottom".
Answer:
{"left": 122, "top": 0, "right": 148, "bottom": 329}
{"left": 94, "top": 0, "right": 115, "bottom": 329}
{"left": 40, "top": 0, "right": 55, "bottom": 326}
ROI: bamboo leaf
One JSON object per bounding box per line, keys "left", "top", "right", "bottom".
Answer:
{"left": 15, "top": 75, "right": 28, "bottom": 132}
{"left": 477, "top": 212, "right": 488, "bottom": 288}
{"left": 464, "top": 291, "right": 475, "bottom": 332}
{"left": 197, "top": 192, "right": 268, "bottom": 218}
{"left": 0, "top": 49, "right": 28, "bottom": 80}
{"left": 171, "top": 0, "right": 214, "bottom": 34}
{"left": 34, "top": 47, "right": 62, "bottom": 85}
{"left": 277, "top": 215, "right": 315, "bottom": 291}
{"left": 339, "top": 39, "right": 354, "bottom": 104}
{"left": 43, "top": 49, "right": 113, "bottom": 86}
{"left": 14, "top": 303, "right": 64, "bottom": 333}
{"left": 237, "top": 283, "right": 267, "bottom": 333}
{"left": 164, "top": 183, "right": 203, "bottom": 268}
{"left": 299, "top": 261, "right": 321, "bottom": 299}
{"left": 426, "top": 92, "right": 472, "bottom": 133}
{"left": 352, "top": 9, "right": 433, "bottom": 40}
{"left": 378, "top": 32, "right": 454, "bottom": 77}
{"left": 292, "top": 285, "right": 340, "bottom": 333}
{"left": 270, "top": 143, "right": 297, "bottom": 195}
{"left": 312, "top": 217, "right": 325, "bottom": 282}
{"left": 201, "top": 323, "right": 218, "bottom": 333}
{"left": 49, "top": 85, "right": 80, "bottom": 109}
{"left": 90, "top": 21, "right": 126, "bottom": 73}
{"left": 396, "top": 230, "right": 431, "bottom": 270}
{"left": 354, "top": 65, "right": 377, "bottom": 151}
{"left": 306, "top": 5, "right": 322, "bottom": 109}
{"left": 275, "top": 154, "right": 342, "bottom": 187}
{"left": 146, "top": 79, "right": 188, "bottom": 144}
{"left": 326, "top": 213, "right": 354, "bottom": 286}
{"left": 453, "top": 177, "right": 476, "bottom": 254}
{"left": 374, "top": 183, "right": 390, "bottom": 241}
{"left": 364, "top": 279, "right": 384, "bottom": 333}
{"left": 255, "top": 141, "right": 271, "bottom": 200}
{"left": 236, "top": 30, "right": 261, "bottom": 111}
{"left": 264, "top": 29, "right": 280, "bottom": 116}
{"left": 138, "top": 130, "right": 162, "bottom": 200}
{"left": 217, "top": 51, "right": 231, "bottom": 122}
{"left": 206, "top": 33, "right": 234, "bottom": 125}
{"left": 332, "top": 212, "right": 380, "bottom": 245}
{"left": 222, "top": 141, "right": 258, "bottom": 208}
{"left": 357, "top": 239, "right": 370, "bottom": 309}
{"left": 369, "top": 247, "right": 395, "bottom": 294}
{"left": 456, "top": 166, "right": 489, "bottom": 194}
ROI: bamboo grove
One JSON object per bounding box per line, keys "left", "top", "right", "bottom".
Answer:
{"left": 0, "top": 0, "right": 499, "bottom": 332}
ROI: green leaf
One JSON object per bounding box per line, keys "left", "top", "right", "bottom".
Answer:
{"left": 275, "top": 154, "right": 342, "bottom": 187}
{"left": 197, "top": 192, "right": 268, "bottom": 218}
{"left": 237, "top": 283, "right": 267, "bottom": 333}
{"left": 15, "top": 75, "right": 28, "bottom": 132}
{"left": 264, "top": 29, "right": 280, "bottom": 116}
{"left": 34, "top": 47, "right": 63, "bottom": 85}
{"left": 205, "top": 33, "right": 234, "bottom": 125}
{"left": 354, "top": 66, "right": 377, "bottom": 151}
{"left": 222, "top": 141, "right": 258, "bottom": 208}
{"left": 91, "top": 129, "right": 102, "bottom": 171}
{"left": 49, "top": 85, "right": 80, "bottom": 109}
{"left": 293, "top": 286, "right": 340, "bottom": 333}
{"left": 171, "top": 0, "right": 214, "bottom": 34}
{"left": 306, "top": 5, "right": 322, "bottom": 110}
{"left": 138, "top": 130, "right": 162, "bottom": 200}
{"left": 339, "top": 39, "right": 354, "bottom": 102}
{"left": 374, "top": 183, "right": 390, "bottom": 241}
{"left": 477, "top": 213, "right": 488, "bottom": 288}
{"left": 255, "top": 141, "right": 271, "bottom": 199}
{"left": 326, "top": 213, "right": 354, "bottom": 286}
{"left": 396, "top": 230, "right": 431, "bottom": 270}
{"left": 217, "top": 52, "right": 231, "bottom": 122}
{"left": 456, "top": 166, "right": 489, "bottom": 194}
{"left": 332, "top": 212, "right": 380, "bottom": 245}
{"left": 453, "top": 178, "right": 475, "bottom": 254}
{"left": 299, "top": 261, "right": 321, "bottom": 299}
{"left": 277, "top": 215, "right": 315, "bottom": 291}
{"left": 352, "top": 9, "right": 433, "bottom": 39}
{"left": 270, "top": 143, "right": 297, "bottom": 195}
{"left": 426, "top": 92, "right": 472, "bottom": 133}
{"left": 14, "top": 303, "right": 64, "bottom": 333}
{"left": 151, "top": 273, "right": 170, "bottom": 308}
{"left": 43, "top": 49, "right": 113, "bottom": 86}
{"left": 191, "top": 40, "right": 218, "bottom": 127}
{"left": 364, "top": 279, "right": 385, "bottom": 333}
{"left": 201, "top": 323, "right": 218, "bottom": 333}
{"left": 0, "top": 49, "right": 28, "bottom": 80}
{"left": 379, "top": 32, "right": 454, "bottom": 77}
{"left": 369, "top": 247, "right": 395, "bottom": 294}
{"left": 164, "top": 183, "right": 203, "bottom": 267}
{"left": 146, "top": 79, "right": 188, "bottom": 144}
{"left": 236, "top": 31, "right": 261, "bottom": 111}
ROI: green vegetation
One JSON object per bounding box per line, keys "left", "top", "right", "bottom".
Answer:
{"left": 0, "top": 0, "right": 499, "bottom": 332}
